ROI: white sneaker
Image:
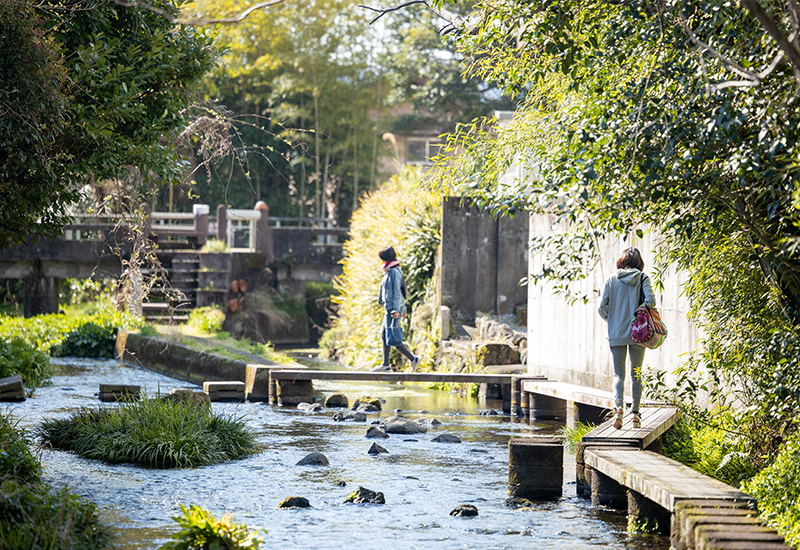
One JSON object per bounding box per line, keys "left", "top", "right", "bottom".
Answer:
{"left": 371, "top": 364, "right": 392, "bottom": 372}
{"left": 410, "top": 356, "right": 420, "bottom": 372}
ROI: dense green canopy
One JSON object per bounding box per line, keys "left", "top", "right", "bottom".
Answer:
{"left": 431, "top": 0, "right": 800, "bottom": 448}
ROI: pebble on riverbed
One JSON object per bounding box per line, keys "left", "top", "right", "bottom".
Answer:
{"left": 367, "top": 443, "right": 389, "bottom": 455}
{"left": 332, "top": 411, "right": 367, "bottom": 422}
{"left": 343, "top": 486, "right": 385, "bottom": 504}
{"left": 296, "top": 452, "right": 329, "bottom": 466}
{"left": 278, "top": 496, "right": 311, "bottom": 509}
{"left": 365, "top": 426, "right": 389, "bottom": 439}
{"left": 450, "top": 504, "right": 479, "bottom": 517}
{"left": 432, "top": 434, "right": 462, "bottom": 443}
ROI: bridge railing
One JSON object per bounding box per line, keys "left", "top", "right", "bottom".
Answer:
{"left": 61, "top": 204, "right": 347, "bottom": 264}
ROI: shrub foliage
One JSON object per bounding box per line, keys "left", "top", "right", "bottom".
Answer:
{"left": 0, "top": 412, "right": 110, "bottom": 549}
{"left": 320, "top": 167, "right": 441, "bottom": 367}
{"left": 160, "top": 504, "right": 264, "bottom": 550}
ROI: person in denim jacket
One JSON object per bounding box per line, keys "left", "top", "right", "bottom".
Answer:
{"left": 372, "top": 246, "right": 420, "bottom": 372}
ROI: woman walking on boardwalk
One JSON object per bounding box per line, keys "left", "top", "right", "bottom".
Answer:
{"left": 598, "top": 247, "right": 656, "bottom": 429}
{"left": 372, "top": 246, "right": 420, "bottom": 372}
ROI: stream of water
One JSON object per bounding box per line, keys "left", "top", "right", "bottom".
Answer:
{"left": 5, "top": 356, "right": 670, "bottom": 549}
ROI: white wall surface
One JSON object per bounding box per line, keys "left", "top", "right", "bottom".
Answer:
{"left": 526, "top": 213, "right": 704, "bottom": 398}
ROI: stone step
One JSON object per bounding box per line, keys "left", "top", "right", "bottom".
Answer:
{"left": 0, "top": 374, "right": 26, "bottom": 402}
{"left": 203, "top": 381, "right": 246, "bottom": 393}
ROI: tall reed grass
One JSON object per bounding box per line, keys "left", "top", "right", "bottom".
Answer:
{"left": 39, "top": 397, "right": 260, "bottom": 468}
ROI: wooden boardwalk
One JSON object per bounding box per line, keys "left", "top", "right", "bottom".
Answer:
{"left": 269, "top": 369, "right": 536, "bottom": 385}
{"left": 584, "top": 448, "right": 753, "bottom": 512}
{"left": 582, "top": 406, "right": 680, "bottom": 449}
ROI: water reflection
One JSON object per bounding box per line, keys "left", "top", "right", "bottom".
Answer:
{"left": 3, "top": 356, "right": 669, "bottom": 550}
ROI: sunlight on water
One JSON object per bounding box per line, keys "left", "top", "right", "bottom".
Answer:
{"left": 3, "top": 356, "right": 669, "bottom": 550}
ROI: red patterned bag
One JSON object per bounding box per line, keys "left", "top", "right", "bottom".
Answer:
{"left": 630, "top": 275, "right": 667, "bottom": 349}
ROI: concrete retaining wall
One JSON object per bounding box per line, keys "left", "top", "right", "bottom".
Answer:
{"left": 526, "top": 214, "right": 703, "bottom": 397}
{"left": 120, "top": 332, "right": 250, "bottom": 386}
{"left": 439, "top": 197, "right": 528, "bottom": 322}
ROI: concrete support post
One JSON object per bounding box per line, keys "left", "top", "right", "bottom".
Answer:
{"left": 530, "top": 393, "right": 567, "bottom": 420}
{"left": 510, "top": 376, "right": 522, "bottom": 417}
{"left": 628, "top": 490, "right": 671, "bottom": 535}
{"left": 216, "top": 204, "right": 227, "bottom": 242}
{"left": 245, "top": 365, "right": 272, "bottom": 402}
{"left": 268, "top": 371, "right": 277, "bottom": 405}
{"left": 590, "top": 468, "right": 627, "bottom": 510}
{"left": 568, "top": 401, "right": 607, "bottom": 428}
{"left": 520, "top": 390, "right": 530, "bottom": 419}
{"left": 440, "top": 306, "right": 451, "bottom": 340}
{"left": 276, "top": 379, "right": 315, "bottom": 407}
{"left": 508, "top": 437, "right": 563, "bottom": 500}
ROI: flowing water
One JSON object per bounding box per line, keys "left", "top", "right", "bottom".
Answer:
{"left": 5, "top": 356, "right": 670, "bottom": 549}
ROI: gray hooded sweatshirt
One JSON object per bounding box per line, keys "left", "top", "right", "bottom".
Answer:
{"left": 598, "top": 268, "right": 656, "bottom": 346}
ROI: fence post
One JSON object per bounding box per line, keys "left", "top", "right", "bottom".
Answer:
{"left": 193, "top": 204, "right": 209, "bottom": 247}
{"left": 216, "top": 204, "right": 227, "bottom": 244}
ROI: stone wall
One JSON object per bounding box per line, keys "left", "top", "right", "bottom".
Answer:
{"left": 120, "top": 332, "right": 250, "bottom": 385}
{"left": 438, "top": 197, "right": 528, "bottom": 323}
{"left": 526, "top": 214, "right": 703, "bottom": 397}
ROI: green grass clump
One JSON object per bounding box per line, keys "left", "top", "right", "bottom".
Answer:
{"left": 742, "top": 430, "right": 800, "bottom": 547}
{"left": 0, "top": 411, "right": 110, "bottom": 549}
{"left": 160, "top": 504, "right": 264, "bottom": 550}
{"left": 38, "top": 398, "right": 260, "bottom": 469}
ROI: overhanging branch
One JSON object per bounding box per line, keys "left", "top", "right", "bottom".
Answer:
{"left": 112, "top": 0, "right": 285, "bottom": 25}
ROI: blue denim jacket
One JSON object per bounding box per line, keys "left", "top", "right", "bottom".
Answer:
{"left": 379, "top": 266, "right": 406, "bottom": 316}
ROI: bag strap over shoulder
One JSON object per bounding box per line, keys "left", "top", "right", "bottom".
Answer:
{"left": 639, "top": 273, "right": 647, "bottom": 306}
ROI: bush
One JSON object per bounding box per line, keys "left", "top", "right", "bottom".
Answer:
{"left": 661, "top": 417, "right": 756, "bottom": 487}
{"left": 188, "top": 306, "right": 226, "bottom": 334}
{"left": 38, "top": 397, "right": 260, "bottom": 468}
{"left": 160, "top": 504, "right": 264, "bottom": 550}
{"left": 0, "top": 412, "right": 110, "bottom": 549}
{"left": 50, "top": 322, "right": 117, "bottom": 358}
{"left": 0, "top": 337, "right": 52, "bottom": 395}
{"left": 0, "top": 412, "right": 41, "bottom": 484}
{"left": 0, "top": 480, "right": 111, "bottom": 550}
{"left": 200, "top": 238, "right": 228, "bottom": 253}
{"left": 743, "top": 430, "right": 800, "bottom": 548}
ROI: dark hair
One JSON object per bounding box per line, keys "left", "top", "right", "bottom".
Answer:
{"left": 379, "top": 246, "right": 396, "bottom": 262}
{"left": 616, "top": 247, "right": 644, "bottom": 271}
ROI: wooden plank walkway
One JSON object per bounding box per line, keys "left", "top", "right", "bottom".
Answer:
{"left": 584, "top": 448, "right": 754, "bottom": 512}
{"left": 582, "top": 406, "right": 680, "bottom": 449}
{"left": 521, "top": 379, "right": 659, "bottom": 410}
{"left": 270, "top": 369, "right": 541, "bottom": 385}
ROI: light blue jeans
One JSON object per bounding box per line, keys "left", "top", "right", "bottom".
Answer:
{"left": 610, "top": 345, "right": 645, "bottom": 412}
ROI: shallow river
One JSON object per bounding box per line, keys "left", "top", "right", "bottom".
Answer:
{"left": 5, "top": 356, "right": 669, "bottom": 549}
